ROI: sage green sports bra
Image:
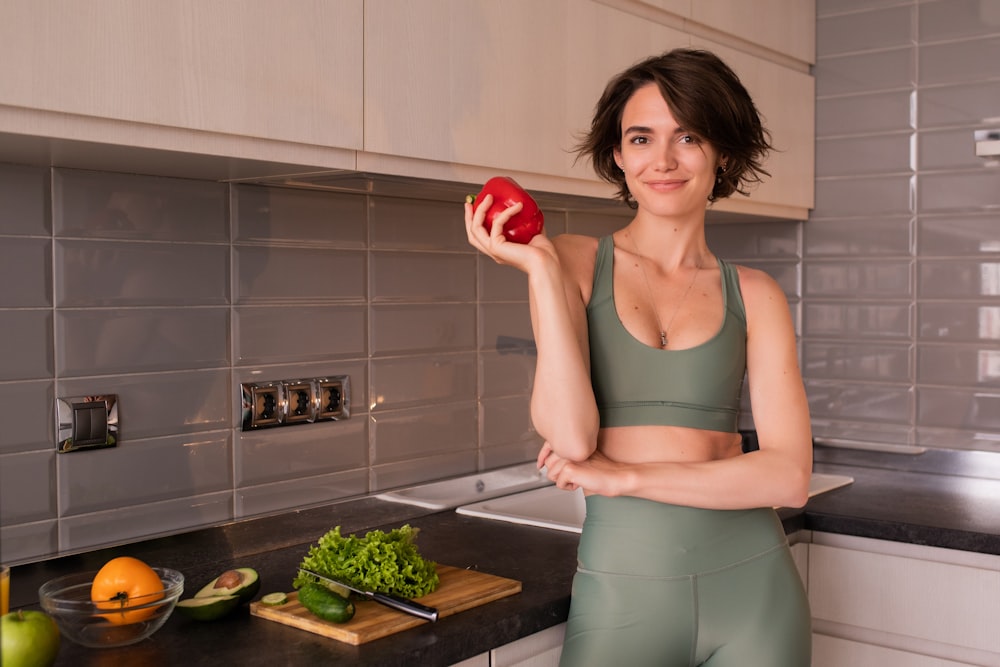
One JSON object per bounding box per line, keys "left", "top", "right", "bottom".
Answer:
{"left": 587, "top": 235, "right": 747, "bottom": 433}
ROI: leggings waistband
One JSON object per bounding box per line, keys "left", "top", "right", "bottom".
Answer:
{"left": 578, "top": 495, "right": 789, "bottom": 578}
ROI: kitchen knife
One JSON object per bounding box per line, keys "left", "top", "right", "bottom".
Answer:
{"left": 298, "top": 568, "right": 439, "bottom": 622}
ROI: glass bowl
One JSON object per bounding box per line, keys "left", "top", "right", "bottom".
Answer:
{"left": 39, "top": 567, "right": 184, "bottom": 648}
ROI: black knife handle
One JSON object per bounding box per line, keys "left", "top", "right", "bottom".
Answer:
{"left": 371, "top": 592, "right": 439, "bottom": 622}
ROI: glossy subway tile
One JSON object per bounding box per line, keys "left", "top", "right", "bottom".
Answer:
{"left": 917, "top": 386, "right": 1000, "bottom": 431}
{"left": 0, "top": 449, "right": 57, "bottom": 524}
{"left": 813, "top": 174, "right": 914, "bottom": 218}
{"left": 918, "top": 344, "right": 1000, "bottom": 387}
{"left": 233, "top": 184, "right": 367, "bottom": 247}
{"left": 0, "top": 237, "right": 51, "bottom": 307}
{"left": 235, "top": 470, "right": 369, "bottom": 518}
{"left": 804, "top": 217, "right": 913, "bottom": 257}
{"left": 802, "top": 341, "right": 913, "bottom": 382}
{"left": 58, "top": 432, "right": 233, "bottom": 516}
{"left": 480, "top": 349, "right": 536, "bottom": 399}
{"left": 0, "top": 163, "right": 49, "bottom": 235}
{"left": 817, "top": 4, "right": 914, "bottom": 58}
{"left": 918, "top": 259, "right": 1000, "bottom": 299}
{"left": 480, "top": 395, "right": 537, "bottom": 448}
{"left": 804, "top": 260, "right": 913, "bottom": 298}
{"left": 0, "top": 380, "right": 54, "bottom": 455}
{"left": 918, "top": 171, "right": 1000, "bottom": 213}
{"left": 234, "top": 246, "right": 366, "bottom": 304}
{"left": 59, "top": 491, "right": 234, "bottom": 555}
{"left": 706, "top": 221, "right": 800, "bottom": 259}
{"left": 370, "top": 352, "right": 476, "bottom": 412}
{"left": 371, "top": 303, "right": 476, "bottom": 356}
{"left": 918, "top": 0, "right": 1000, "bottom": 42}
{"left": 0, "top": 310, "right": 53, "bottom": 381}
{"left": 816, "top": 91, "right": 912, "bottom": 138}
{"left": 480, "top": 259, "right": 529, "bottom": 302}
{"left": 371, "top": 450, "right": 478, "bottom": 493}
{"left": 234, "top": 304, "right": 367, "bottom": 365}
{"left": 55, "top": 239, "right": 229, "bottom": 307}
{"left": 918, "top": 80, "right": 1000, "bottom": 129}
{"left": 369, "top": 195, "right": 470, "bottom": 251}
{"left": 0, "top": 520, "right": 58, "bottom": 566}
{"left": 803, "top": 302, "right": 913, "bottom": 339}
{"left": 371, "top": 251, "right": 476, "bottom": 302}
{"left": 54, "top": 168, "right": 228, "bottom": 242}
{"left": 815, "top": 134, "right": 912, "bottom": 178}
{"left": 814, "top": 47, "right": 915, "bottom": 98}
{"left": 918, "top": 215, "right": 1000, "bottom": 256}
{"left": 370, "top": 403, "right": 477, "bottom": 465}
{"left": 479, "top": 302, "right": 534, "bottom": 352}
{"left": 805, "top": 379, "right": 914, "bottom": 423}
{"left": 918, "top": 303, "right": 1000, "bottom": 342}
{"left": 918, "top": 36, "right": 1000, "bottom": 87}
{"left": 236, "top": 417, "right": 367, "bottom": 486}
{"left": 56, "top": 307, "right": 230, "bottom": 376}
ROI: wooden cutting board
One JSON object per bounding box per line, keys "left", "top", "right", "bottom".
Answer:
{"left": 249, "top": 565, "right": 521, "bottom": 645}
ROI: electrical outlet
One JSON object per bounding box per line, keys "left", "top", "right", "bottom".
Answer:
{"left": 316, "top": 376, "right": 350, "bottom": 421}
{"left": 240, "top": 376, "right": 350, "bottom": 431}
{"left": 282, "top": 380, "right": 316, "bottom": 424}
{"left": 241, "top": 382, "right": 283, "bottom": 430}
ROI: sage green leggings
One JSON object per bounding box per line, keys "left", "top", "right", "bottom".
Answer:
{"left": 559, "top": 496, "right": 811, "bottom": 667}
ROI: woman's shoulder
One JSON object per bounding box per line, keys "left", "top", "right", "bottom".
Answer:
{"left": 552, "top": 233, "right": 603, "bottom": 297}
{"left": 730, "top": 262, "right": 791, "bottom": 316}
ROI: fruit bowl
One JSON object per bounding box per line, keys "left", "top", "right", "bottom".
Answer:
{"left": 38, "top": 567, "right": 184, "bottom": 648}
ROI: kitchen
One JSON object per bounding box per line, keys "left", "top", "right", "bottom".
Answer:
{"left": 1, "top": 1, "right": 1000, "bottom": 665}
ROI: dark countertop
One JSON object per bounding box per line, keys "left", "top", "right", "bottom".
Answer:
{"left": 9, "top": 446, "right": 1000, "bottom": 666}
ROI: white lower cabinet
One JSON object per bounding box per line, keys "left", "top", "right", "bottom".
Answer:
{"left": 808, "top": 533, "right": 1000, "bottom": 667}
{"left": 452, "top": 623, "right": 566, "bottom": 667}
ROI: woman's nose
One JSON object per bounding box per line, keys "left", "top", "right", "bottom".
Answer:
{"left": 653, "top": 142, "right": 678, "bottom": 170}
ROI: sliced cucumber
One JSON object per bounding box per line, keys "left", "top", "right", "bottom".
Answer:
{"left": 260, "top": 592, "right": 288, "bottom": 606}
{"left": 297, "top": 583, "right": 355, "bottom": 623}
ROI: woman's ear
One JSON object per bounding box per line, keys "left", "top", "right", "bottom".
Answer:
{"left": 613, "top": 147, "right": 623, "bottom": 171}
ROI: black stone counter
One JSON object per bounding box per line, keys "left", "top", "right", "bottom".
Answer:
{"left": 8, "top": 447, "right": 1000, "bottom": 666}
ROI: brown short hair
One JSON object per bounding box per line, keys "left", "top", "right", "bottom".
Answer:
{"left": 575, "top": 48, "right": 773, "bottom": 207}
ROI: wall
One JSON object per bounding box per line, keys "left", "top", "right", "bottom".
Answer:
{"left": 0, "top": 165, "right": 633, "bottom": 564}
{"left": 791, "top": 0, "right": 1000, "bottom": 451}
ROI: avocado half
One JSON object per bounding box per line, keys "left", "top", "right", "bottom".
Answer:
{"left": 193, "top": 567, "right": 261, "bottom": 605}
{"left": 176, "top": 594, "right": 242, "bottom": 621}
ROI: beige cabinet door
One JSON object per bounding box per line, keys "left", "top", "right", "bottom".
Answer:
{"left": 693, "top": 39, "right": 815, "bottom": 218}
{"left": 0, "top": 0, "right": 364, "bottom": 150}
{"left": 692, "top": 0, "right": 815, "bottom": 64}
{"left": 364, "top": 0, "right": 687, "bottom": 181}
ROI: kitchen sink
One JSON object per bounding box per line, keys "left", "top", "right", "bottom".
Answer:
{"left": 455, "top": 472, "right": 854, "bottom": 533}
{"left": 374, "top": 462, "right": 551, "bottom": 510}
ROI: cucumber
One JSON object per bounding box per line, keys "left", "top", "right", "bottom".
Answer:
{"left": 297, "top": 583, "right": 355, "bottom": 623}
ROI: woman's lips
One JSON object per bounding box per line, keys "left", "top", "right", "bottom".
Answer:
{"left": 645, "top": 179, "right": 686, "bottom": 191}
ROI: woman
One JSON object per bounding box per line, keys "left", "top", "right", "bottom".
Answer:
{"left": 465, "top": 49, "right": 812, "bottom": 666}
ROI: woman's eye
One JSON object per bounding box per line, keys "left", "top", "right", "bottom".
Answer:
{"left": 630, "top": 136, "right": 649, "bottom": 145}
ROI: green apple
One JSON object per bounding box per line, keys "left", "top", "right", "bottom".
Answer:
{"left": 1, "top": 610, "right": 61, "bottom": 667}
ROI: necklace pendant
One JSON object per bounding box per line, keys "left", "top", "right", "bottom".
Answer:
{"left": 659, "top": 331, "right": 668, "bottom": 348}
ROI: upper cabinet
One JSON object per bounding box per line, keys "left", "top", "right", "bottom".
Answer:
{"left": 0, "top": 1, "right": 364, "bottom": 152}
{"left": 0, "top": 0, "right": 814, "bottom": 220}
{"left": 363, "top": 0, "right": 688, "bottom": 182}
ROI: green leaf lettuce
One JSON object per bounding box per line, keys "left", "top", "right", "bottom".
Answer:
{"left": 293, "top": 524, "right": 439, "bottom": 599}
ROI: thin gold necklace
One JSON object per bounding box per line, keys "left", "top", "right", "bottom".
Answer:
{"left": 625, "top": 231, "right": 702, "bottom": 349}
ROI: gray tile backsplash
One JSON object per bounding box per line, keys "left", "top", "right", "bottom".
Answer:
{"left": 3, "top": 0, "right": 1000, "bottom": 564}
{"left": 0, "top": 165, "right": 545, "bottom": 564}
{"left": 803, "top": 0, "right": 1000, "bottom": 452}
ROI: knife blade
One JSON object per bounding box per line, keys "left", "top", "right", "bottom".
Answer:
{"left": 298, "top": 568, "right": 439, "bottom": 622}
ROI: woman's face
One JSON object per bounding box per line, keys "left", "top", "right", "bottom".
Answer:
{"left": 613, "top": 83, "right": 723, "bottom": 218}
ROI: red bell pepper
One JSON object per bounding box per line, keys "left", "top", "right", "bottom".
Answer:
{"left": 467, "top": 176, "right": 544, "bottom": 244}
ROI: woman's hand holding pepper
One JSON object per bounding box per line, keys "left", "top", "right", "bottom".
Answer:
{"left": 464, "top": 194, "right": 556, "bottom": 274}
